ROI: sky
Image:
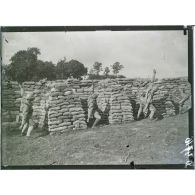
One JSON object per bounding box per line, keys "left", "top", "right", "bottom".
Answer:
{"left": 2, "top": 30, "right": 188, "bottom": 79}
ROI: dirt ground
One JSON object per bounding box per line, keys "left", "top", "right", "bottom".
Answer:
{"left": 1, "top": 113, "right": 189, "bottom": 166}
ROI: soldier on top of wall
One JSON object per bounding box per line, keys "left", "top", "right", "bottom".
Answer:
{"left": 19, "top": 92, "right": 36, "bottom": 137}
{"left": 137, "top": 69, "right": 158, "bottom": 120}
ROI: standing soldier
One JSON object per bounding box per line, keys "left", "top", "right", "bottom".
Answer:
{"left": 19, "top": 92, "right": 35, "bottom": 137}
{"left": 42, "top": 94, "right": 50, "bottom": 133}
{"left": 39, "top": 92, "right": 50, "bottom": 133}
{"left": 137, "top": 69, "right": 157, "bottom": 120}
{"left": 16, "top": 83, "right": 25, "bottom": 123}
{"left": 178, "top": 88, "right": 191, "bottom": 114}
{"left": 87, "top": 93, "right": 102, "bottom": 128}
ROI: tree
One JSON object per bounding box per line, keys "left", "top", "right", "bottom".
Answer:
{"left": 6, "top": 47, "right": 41, "bottom": 84}
{"left": 2, "top": 65, "right": 9, "bottom": 81}
{"left": 93, "top": 61, "right": 102, "bottom": 75}
{"left": 5, "top": 47, "right": 57, "bottom": 82}
{"left": 5, "top": 47, "right": 41, "bottom": 95}
{"left": 89, "top": 68, "right": 95, "bottom": 75}
{"left": 56, "top": 59, "right": 87, "bottom": 79}
{"left": 27, "top": 47, "right": 40, "bottom": 58}
{"left": 35, "top": 60, "right": 56, "bottom": 81}
{"left": 104, "top": 67, "right": 110, "bottom": 77}
{"left": 67, "top": 59, "right": 87, "bottom": 79}
{"left": 56, "top": 58, "right": 67, "bottom": 79}
{"left": 110, "top": 62, "right": 124, "bottom": 76}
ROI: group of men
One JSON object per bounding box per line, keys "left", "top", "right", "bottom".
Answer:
{"left": 87, "top": 69, "right": 158, "bottom": 127}
{"left": 18, "top": 69, "right": 190, "bottom": 137}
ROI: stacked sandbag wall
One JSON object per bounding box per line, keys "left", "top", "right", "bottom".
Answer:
{"left": 47, "top": 83, "right": 87, "bottom": 134}
{"left": 122, "top": 77, "right": 191, "bottom": 118}
{"left": 95, "top": 80, "right": 134, "bottom": 124}
{"left": 1, "top": 82, "right": 21, "bottom": 130}
{"left": 1, "top": 77, "right": 191, "bottom": 132}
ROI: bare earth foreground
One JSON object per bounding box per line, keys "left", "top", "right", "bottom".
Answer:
{"left": 2, "top": 113, "right": 189, "bottom": 166}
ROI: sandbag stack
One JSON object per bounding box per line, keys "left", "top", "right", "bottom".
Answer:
{"left": 1, "top": 77, "right": 192, "bottom": 132}
{"left": 80, "top": 80, "right": 99, "bottom": 88}
{"left": 76, "top": 87, "right": 92, "bottom": 100}
{"left": 109, "top": 86, "right": 134, "bottom": 124}
{"left": 163, "top": 100, "right": 176, "bottom": 117}
{"left": 65, "top": 79, "right": 80, "bottom": 89}
{"left": 48, "top": 84, "right": 87, "bottom": 134}
{"left": 2, "top": 82, "right": 21, "bottom": 125}
{"left": 123, "top": 78, "right": 191, "bottom": 119}
{"left": 152, "top": 79, "right": 191, "bottom": 117}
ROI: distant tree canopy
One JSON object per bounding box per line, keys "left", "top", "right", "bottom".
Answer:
{"left": 4, "top": 48, "right": 87, "bottom": 82}
{"left": 92, "top": 61, "right": 102, "bottom": 75}
{"left": 35, "top": 60, "right": 56, "bottom": 81}
{"left": 56, "top": 59, "right": 87, "bottom": 79}
{"left": 110, "top": 62, "right": 124, "bottom": 76}
{"left": 104, "top": 66, "right": 110, "bottom": 76}
{"left": 5, "top": 48, "right": 41, "bottom": 83}
{"left": 89, "top": 68, "right": 95, "bottom": 75}
{"left": 88, "top": 61, "right": 125, "bottom": 80}
{"left": 4, "top": 47, "right": 125, "bottom": 83}
{"left": 88, "top": 74, "right": 125, "bottom": 80}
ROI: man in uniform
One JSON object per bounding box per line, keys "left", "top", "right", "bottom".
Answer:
{"left": 16, "top": 84, "right": 25, "bottom": 123}
{"left": 137, "top": 69, "right": 157, "bottom": 120}
{"left": 178, "top": 88, "right": 191, "bottom": 114}
{"left": 19, "top": 92, "right": 35, "bottom": 137}
{"left": 87, "top": 93, "right": 102, "bottom": 128}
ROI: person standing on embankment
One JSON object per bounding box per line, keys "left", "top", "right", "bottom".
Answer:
{"left": 137, "top": 69, "right": 158, "bottom": 120}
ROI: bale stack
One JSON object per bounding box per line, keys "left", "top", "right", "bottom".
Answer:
{"left": 48, "top": 84, "right": 87, "bottom": 134}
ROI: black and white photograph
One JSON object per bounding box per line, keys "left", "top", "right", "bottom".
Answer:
{"left": 1, "top": 26, "right": 194, "bottom": 169}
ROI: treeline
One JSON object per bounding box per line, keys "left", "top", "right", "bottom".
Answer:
{"left": 2, "top": 47, "right": 125, "bottom": 83}
{"left": 88, "top": 61, "right": 124, "bottom": 79}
